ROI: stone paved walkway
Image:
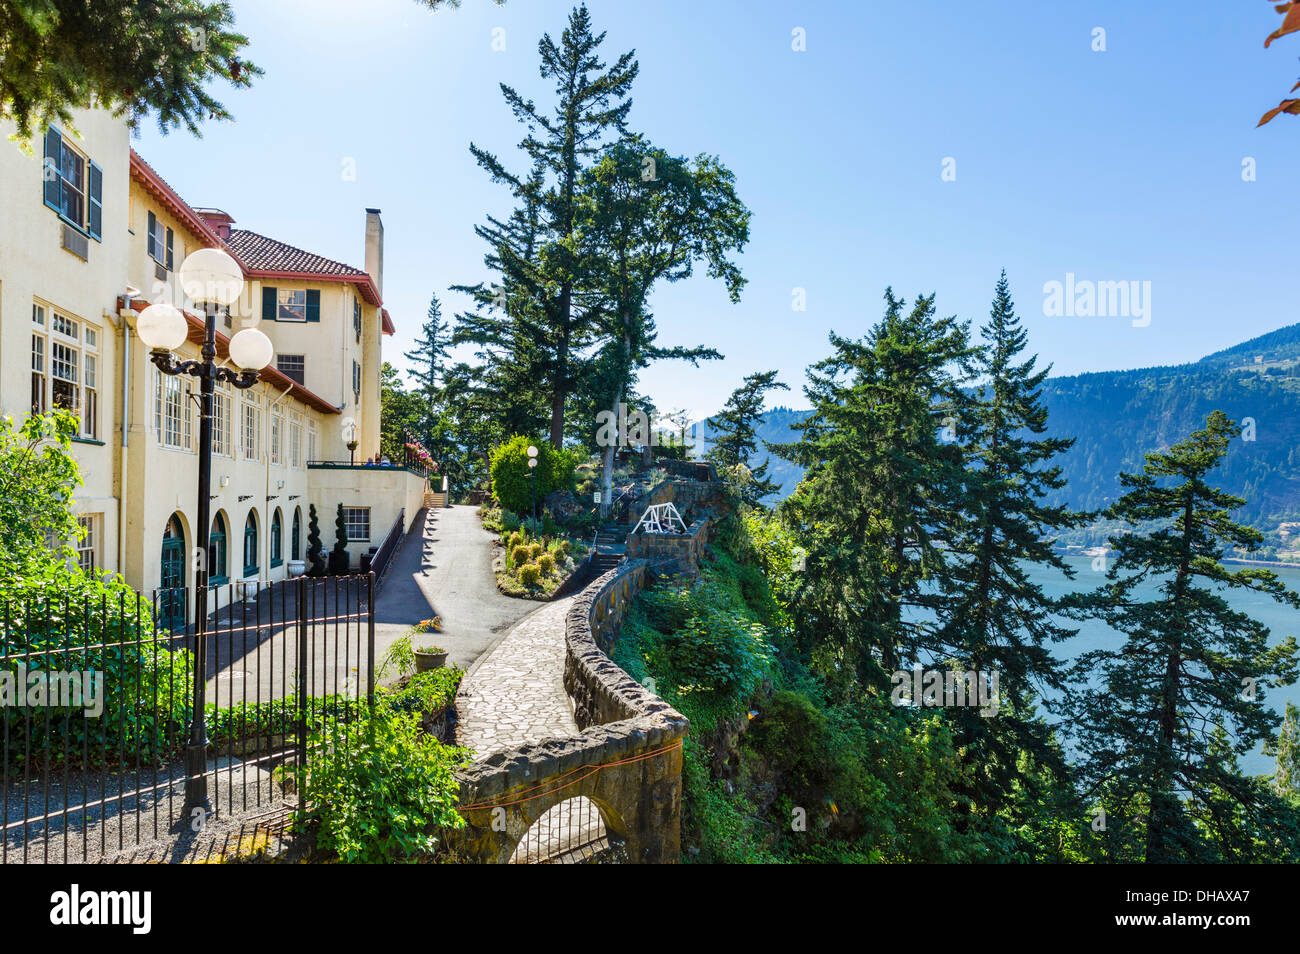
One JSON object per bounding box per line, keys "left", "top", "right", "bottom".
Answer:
{"left": 455, "top": 596, "right": 581, "bottom": 759}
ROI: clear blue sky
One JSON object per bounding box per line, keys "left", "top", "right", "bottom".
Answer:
{"left": 136, "top": 0, "right": 1300, "bottom": 420}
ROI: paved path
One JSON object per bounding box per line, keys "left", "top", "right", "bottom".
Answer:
{"left": 455, "top": 596, "right": 581, "bottom": 759}
{"left": 373, "top": 505, "right": 538, "bottom": 679}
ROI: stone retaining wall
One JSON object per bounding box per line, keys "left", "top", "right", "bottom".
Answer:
{"left": 625, "top": 518, "right": 709, "bottom": 576}
{"left": 450, "top": 561, "right": 688, "bottom": 864}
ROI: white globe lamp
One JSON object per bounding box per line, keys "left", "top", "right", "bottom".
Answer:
{"left": 136, "top": 303, "right": 189, "bottom": 352}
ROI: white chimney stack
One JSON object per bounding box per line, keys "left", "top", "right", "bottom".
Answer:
{"left": 364, "top": 208, "right": 384, "bottom": 298}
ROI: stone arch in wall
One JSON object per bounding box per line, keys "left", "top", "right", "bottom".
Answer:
{"left": 458, "top": 778, "right": 633, "bottom": 866}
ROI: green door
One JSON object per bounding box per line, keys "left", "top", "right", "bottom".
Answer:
{"left": 159, "top": 514, "right": 187, "bottom": 629}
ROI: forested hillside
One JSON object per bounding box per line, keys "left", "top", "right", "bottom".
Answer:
{"left": 731, "top": 323, "right": 1300, "bottom": 544}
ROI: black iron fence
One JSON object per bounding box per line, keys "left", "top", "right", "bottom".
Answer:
{"left": 361, "top": 508, "right": 405, "bottom": 584}
{"left": 1, "top": 574, "right": 374, "bottom": 863}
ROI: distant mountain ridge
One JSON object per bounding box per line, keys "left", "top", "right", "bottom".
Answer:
{"left": 698, "top": 323, "right": 1300, "bottom": 545}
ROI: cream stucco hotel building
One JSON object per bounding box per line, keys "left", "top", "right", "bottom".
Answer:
{"left": 0, "top": 107, "right": 428, "bottom": 625}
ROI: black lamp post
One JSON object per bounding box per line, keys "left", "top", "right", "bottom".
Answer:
{"left": 136, "top": 249, "right": 273, "bottom": 813}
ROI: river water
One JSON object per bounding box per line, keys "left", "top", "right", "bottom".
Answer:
{"left": 1027, "top": 556, "right": 1300, "bottom": 775}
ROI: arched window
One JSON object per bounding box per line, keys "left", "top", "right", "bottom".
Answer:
{"left": 209, "top": 513, "right": 228, "bottom": 584}
{"left": 271, "top": 508, "right": 283, "bottom": 568}
{"left": 159, "top": 514, "right": 186, "bottom": 629}
{"left": 291, "top": 507, "right": 302, "bottom": 561}
{"left": 243, "top": 511, "right": 258, "bottom": 577}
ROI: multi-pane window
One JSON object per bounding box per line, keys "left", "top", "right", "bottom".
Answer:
{"left": 342, "top": 507, "right": 370, "bottom": 542}
{"left": 146, "top": 211, "right": 173, "bottom": 269}
{"left": 212, "top": 384, "right": 231, "bottom": 457}
{"left": 277, "top": 289, "right": 307, "bottom": 322}
{"left": 307, "top": 422, "right": 317, "bottom": 463}
{"left": 76, "top": 514, "right": 99, "bottom": 573}
{"left": 276, "top": 354, "right": 305, "bottom": 385}
{"left": 352, "top": 360, "right": 361, "bottom": 398}
{"left": 270, "top": 411, "right": 282, "bottom": 466}
{"left": 353, "top": 299, "right": 362, "bottom": 343}
{"left": 43, "top": 126, "right": 102, "bottom": 239}
{"left": 31, "top": 310, "right": 46, "bottom": 413}
{"left": 242, "top": 399, "right": 260, "bottom": 460}
{"left": 289, "top": 415, "right": 302, "bottom": 468}
{"left": 32, "top": 303, "right": 98, "bottom": 438}
{"left": 155, "top": 370, "right": 191, "bottom": 450}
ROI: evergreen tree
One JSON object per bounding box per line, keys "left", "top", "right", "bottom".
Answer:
{"left": 579, "top": 137, "right": 749, "bottom": 510}
{"left": 1, "top": 0, "right": 260, "bottom": 139}
{"left": 937, "top": 271, "right": 1088, "bottom": 824}
{"left": 1267, "top": 701, "right": 1300, "bottom": 802}
{"left": 379, "top": 362, "right": 425, "bottom": 461}
{"left": 706, "top": 370, "right": 789, "bottom": 507}
{"left": 456, "top": 4, "right": 638, "bottom": 449}
{"left": 1064, "top": 411, "right": 1300, "bottom": 862}
{"left": 404, "top": 293, "right": 451, "bottom": 411}
{"left": 305, "top": 504, "right": 325, "bottom": 578}
{"left": 328, "top": 503, "right": 350, "bottom": 575}
{"left": 775, "top": 289, "right": 972, "bottom": 684}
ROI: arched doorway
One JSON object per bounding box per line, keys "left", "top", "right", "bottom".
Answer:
{"left": 159, "top": 514, "right": 186, "bottom": 630}
{"left": 209, "top": 513, "right": 228, "bottom": 584}
{"left": 291, "top": 507, "right": 302, "bottom": 561}
{"left": 242, "top": 511, "right": 258, "bottom": 578}
{"left": 271, "top": 508, "right": 283, "bottom": 569}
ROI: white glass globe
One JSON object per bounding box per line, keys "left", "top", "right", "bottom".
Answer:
{"left": 228, "top": 328, "right": 274, "bottom": 371}
{"left": 527, "top": 445, "right": 539, "bottom": 458}
{"left": 180, "top": 248, "right": 244, "bottom": 307}
{"left": 136, "top": 303, "right": 189, "bottom": 351}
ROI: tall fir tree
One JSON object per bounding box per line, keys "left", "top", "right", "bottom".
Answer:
{"left": 1064, "top": 411, "right": 1300, "bottom": 862}
{"left": 405, "top": 293, "right": 451, "bottom": 409}
{"left": 938, "top": 271, "right": 1088, "bottom": 826}
{"left": 775, "top": 289, "right": 972, "bottom": 685}
{"left": 706, "top": 370, "right": 789, "bottom": 507}
{"left": 456, "top": 4, "right": 638, "bottom": 448}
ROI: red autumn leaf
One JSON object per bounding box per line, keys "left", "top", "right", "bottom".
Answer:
{"left": 1257, "top": 98, "right": 1300, "bottom": 125}
{"left": 1265, "top": 2, "right": 1300, "bottom": 46}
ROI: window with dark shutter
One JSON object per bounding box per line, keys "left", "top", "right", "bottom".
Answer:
{"left": 43, "top": 128, "right": 63, "bottom": 210}
{"left": 147, "top": 211, "right": 158, "bottom": 260}
{"left": 165, "top": 228, "right": 174, "bottom": 269}
{"left": 305, "top": 289, "right": 320, "bottom": 322}
{"left": 87, "top": 162, "right": 103, "bottom": 240}
{"left": 262, "top": 286, "right": 277, "bottom": 322}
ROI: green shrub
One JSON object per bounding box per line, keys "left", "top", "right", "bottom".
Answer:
{"left": 2, "top": 567, "right": 193, "bottom": 770}
{"left": 377, "top": 668, "right": 463, "bottom": 718}
{"left": 537, "top": 553, "right": 556, "bottom": 575}
{"left": 528, "top": 542, "right": 544, "bottom": 561}
{"left": 508, "top": 543, "right": 529, "bottom": 569}
{"left": 489, "top": 436, "right": 578, "bottom": 515}
{"left": 296, "top": 707, "right": 468, "bottom": 863}
{"left": 518, "top": 563, "right": 542, "bottom": 586}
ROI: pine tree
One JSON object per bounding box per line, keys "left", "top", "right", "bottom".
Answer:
{"left": 1267, "top": 702, "right": 1300, "bottom": 802}
{"left": 405, "top": 294, "right": 451, "bottom": 409}
{"left": 1, "top": 0, "right": 261, "bottom": 139}
{"left": 457, "top": 4, "right": 638, "bottom": 448}
{"left": 580, "top": 137, "right": 749, "bottom": 510}
{"left": 937, "top": 271, "right": 1088, "bottom": 823}
{"left": 1065, "top": 411, "right": 1300, "bottom": 862}
{"left": 706, "top": 370, "right": 789, "bottom": 507}
{"left": 306, "top": 504, "right": 325, "bottom": 577}
{"left": 774, "top": 289, "right": 972, "bottom": 684}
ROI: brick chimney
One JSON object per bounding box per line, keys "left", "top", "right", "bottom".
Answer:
{"left": 194, "top": 208, "right": 234, "bottom": 241}
{"left": 364, "top": 208, "right": 383, "bottom": 298}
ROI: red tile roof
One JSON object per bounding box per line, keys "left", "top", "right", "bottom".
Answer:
{"left": 225, "top": 230, "right": 369, "bottom": 278}
{"left": 128, "top": 150, "right": 388, "bottom": 314}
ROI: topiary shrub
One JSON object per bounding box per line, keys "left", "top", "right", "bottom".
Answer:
{"left": 518, "top": 562, "right": 542, "bottom": 586}
{"left": 328, "top": 503, "right": 350, "bottom": 575}
{"left": 306, "top": 503, "right": 326, "bottom": 577}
